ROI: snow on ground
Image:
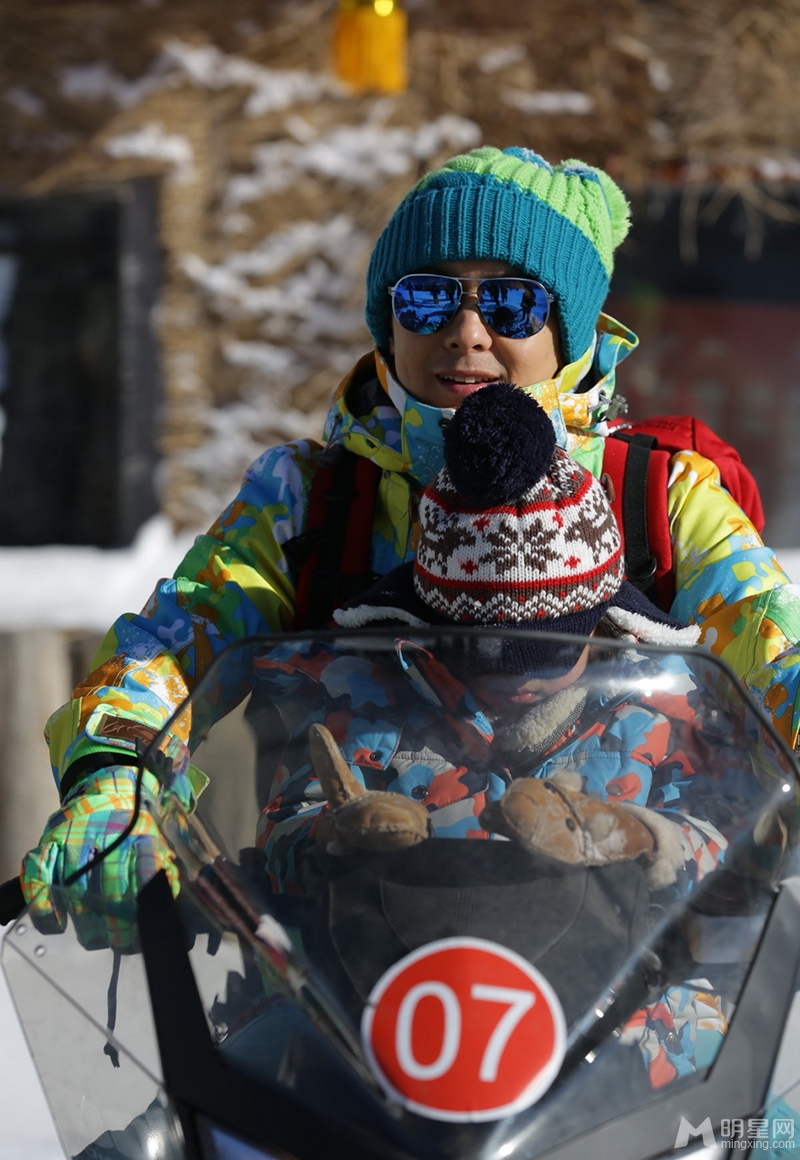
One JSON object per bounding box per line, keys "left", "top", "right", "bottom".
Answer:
{"left": 0, "top": 515, "right": 198, "bottom": 631}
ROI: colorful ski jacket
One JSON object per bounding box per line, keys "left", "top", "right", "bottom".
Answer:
{"left": 45, "top": 314, "right": 800, "bottom": 788}
{"left": 252, "top": 636, "right": 734, "bottom": 894}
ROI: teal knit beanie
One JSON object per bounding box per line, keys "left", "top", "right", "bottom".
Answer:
{"left": 365, "top": 146, "right": 631, "bottom": 365}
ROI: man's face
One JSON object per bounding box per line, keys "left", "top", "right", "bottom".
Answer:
{"left": 388, "top": 259, "right": 563, "bottom": 410}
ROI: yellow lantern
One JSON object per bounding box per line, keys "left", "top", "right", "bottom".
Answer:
{"left": 332, "top": 0, "right": 408, "bottom": 95}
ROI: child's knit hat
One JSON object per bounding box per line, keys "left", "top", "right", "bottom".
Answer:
{"left": 413, "top": 383, "right": 623, "bottom": 631}
{"left": 334, "top": 384, "right": 699, "bottom": 674}
{"left": 365, "top": 146, "right": 631, "bottom": 365}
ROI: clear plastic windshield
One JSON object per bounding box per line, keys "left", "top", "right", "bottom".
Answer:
{"left": 4, "top": 629, "right": 799, "bottom": 1160}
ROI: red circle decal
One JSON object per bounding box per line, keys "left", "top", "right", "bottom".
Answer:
{"left": 361, "top": 937, "right": 566, "bottom": 1121}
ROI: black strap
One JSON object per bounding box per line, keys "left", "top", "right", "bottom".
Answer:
{"left": 59, "top": 751, "right": 138, "bottom": 803}
{"left": 282, "top": 527, "right": 322, "bottom": 576}
{"left": 103, "top": 948, "right": 122, "bottom": 1068}
{"left": 0, "top": 876, "right": 25, "bottom": 925}
{"left": 619, "top": 432, "right": 659, "bottom": 600}
{"left": 306, "top": 449, "right": 361, "bottom": 628}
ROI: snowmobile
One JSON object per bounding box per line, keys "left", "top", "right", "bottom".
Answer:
{"left": 2, "top": 626, "right": 800, "bottom": 1160}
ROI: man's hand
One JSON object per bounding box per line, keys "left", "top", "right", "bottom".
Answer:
{"left": 20, "top": 764, "right": 179, "bottom": 951}
{"left": 309, "top": 723, "right": 431, "bottom": 853}
{"left": 480, "top": 774, "right": 686, "bottom": 887}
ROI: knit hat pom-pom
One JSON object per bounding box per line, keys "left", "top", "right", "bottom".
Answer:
{"left": 444, "top": 383, "right": 557, "bottom": 506}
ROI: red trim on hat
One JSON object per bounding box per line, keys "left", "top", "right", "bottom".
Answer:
{"left": 414, "top": 543, "right": 624, "bottom": 591}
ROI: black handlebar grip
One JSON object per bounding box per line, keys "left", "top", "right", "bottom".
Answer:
{"left": 0, "top": 877, "right": 25, "bottom": 925}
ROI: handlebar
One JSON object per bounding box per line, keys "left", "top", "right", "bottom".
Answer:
{"left": 0, "top": 877, "right": 25, "bottom": 926}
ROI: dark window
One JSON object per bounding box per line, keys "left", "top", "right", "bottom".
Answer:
{"left": 0, "top": 179, "right": 162, "bottom": 547}
{"left": 608, "top": 185, "right": 800, "bottom": 547}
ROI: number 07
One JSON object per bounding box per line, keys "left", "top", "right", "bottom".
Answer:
{"left": 394, "top": 981, "right": 535, "bottom": 1084}
{"left": 364, "top": 939, "right": 566, "bottom": 1121}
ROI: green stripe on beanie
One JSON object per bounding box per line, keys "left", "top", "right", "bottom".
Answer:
{"left": 366, "top": 146, "right": 631, "bottom": 365}
{"left": 415, "top": 147, "right": 629, "bottom": 275}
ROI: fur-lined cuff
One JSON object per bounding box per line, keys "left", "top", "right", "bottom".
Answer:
{"left": 332, "top": 604, "right": 429, "bottom": 629}
{"left": 604, "top": 606, "right": 701, "bottom": 647}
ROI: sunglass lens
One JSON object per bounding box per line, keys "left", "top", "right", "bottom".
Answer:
{"left": 392, "top": 275, "right": 460, "bottom": 334}
{"left": 478, "top": 280, "right": 550, "bottom": 339}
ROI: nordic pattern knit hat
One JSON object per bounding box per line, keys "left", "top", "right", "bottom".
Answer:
{"left": 365, "top": 146, "right": 631, "bottom": 364}
{"left": 413, "top": 383, "right": 624, "bottom": 626}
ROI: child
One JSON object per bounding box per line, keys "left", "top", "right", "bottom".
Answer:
{"left": 255, "top": 383, "right": 729, "bottom": 894}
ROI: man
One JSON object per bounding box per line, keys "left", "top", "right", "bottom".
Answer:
{"left": 21, "top": 145, "right": 800, "bottom": 930}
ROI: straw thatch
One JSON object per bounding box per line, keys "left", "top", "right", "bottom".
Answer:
{"left": 2, "top": 0, "right": 799, "bottom": 526}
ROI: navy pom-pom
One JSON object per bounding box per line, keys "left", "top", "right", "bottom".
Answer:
{"left": 444, "top": 383, "right": 557, "bottom": 506}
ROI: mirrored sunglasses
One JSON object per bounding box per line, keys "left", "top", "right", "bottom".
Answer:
{"left": 388, "top": 273, "right": 554, "bottom": 340}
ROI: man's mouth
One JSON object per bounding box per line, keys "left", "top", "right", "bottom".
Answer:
{"left": 435, "top": 373, "right": 503, "bottom": 394}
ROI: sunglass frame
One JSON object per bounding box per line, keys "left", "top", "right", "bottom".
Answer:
{"left": 388, "top": 273, "right": 554, "bottom": 339}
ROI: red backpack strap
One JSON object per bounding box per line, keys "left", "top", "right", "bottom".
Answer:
{"left": 287, "top": 449, "right": 381, "bottom": 630}
{"left": 602, "top": 433, "right": 675, "bottom": 611}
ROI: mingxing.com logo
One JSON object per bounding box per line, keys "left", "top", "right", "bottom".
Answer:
{"left": 674, "top": 1116, "right": 797, "bottom": 1150}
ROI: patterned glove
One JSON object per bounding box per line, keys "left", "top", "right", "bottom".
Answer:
{"left": 310, "top": 724, "right": 432, "bottom": 853}
{"left": 20, "top": 764, "right": 180, "bottom": 951}
{"left": 480, "top": 773, "right": 687, "bottom": 888}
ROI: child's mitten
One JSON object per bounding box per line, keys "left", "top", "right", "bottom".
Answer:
{"left": 480, "top": 774, "right": 686, "bottom": 887}
{"left": 309, "top": 723, "right": 431, "bottom": 853}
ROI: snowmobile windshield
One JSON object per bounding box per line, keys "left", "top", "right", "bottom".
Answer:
{"left": 4, "top": 629, "right": 800, "bottom": 1160}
